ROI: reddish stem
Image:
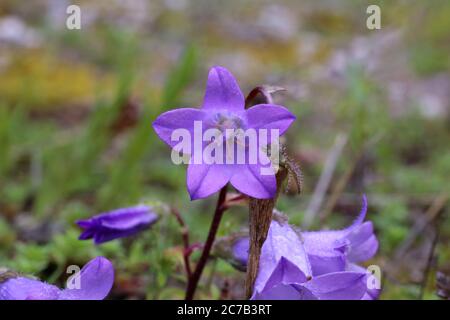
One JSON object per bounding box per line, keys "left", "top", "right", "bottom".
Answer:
{"left": 171, "top": 207, "right": 192, "bottom": 278}
{"left": 185, "top": 185, "right": 228, "bottom": 300}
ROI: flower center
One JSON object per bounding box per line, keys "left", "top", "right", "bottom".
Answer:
{"left": 209, "top": 112, "right": 248, "bottom": 163}
{"left": 213, "top": 112, "right": 242, "bottom": 132}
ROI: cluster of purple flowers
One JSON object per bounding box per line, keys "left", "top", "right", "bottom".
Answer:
{"left": 0, "top": 66, "right": 380, "bottom": 300}
{"left": 232, "top": 196, "right": 380, "bottom": 300}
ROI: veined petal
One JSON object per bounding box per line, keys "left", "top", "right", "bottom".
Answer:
{"left": 152, "top": 108, "right": 206, "bottom": 148}
{"left": 245, "top": 104, "right": 296, "bottom": 140}
{"left": 346, "top": 222, "right": 379, "bottom": 263}
{"left": 77, "top": 205, "right": 158, "bottom": 244}
{"left": 302, "top": 230, "right": 348, "bottom": 260}
{"left": 302, "top": 195, "right": 375, "bottom": 273}
{"left": 253, "top": 258, "right": 314, "bottom": 300}
{"left": 302, "top": 196, "right": 368, "bottom": 256}
{"left": 255, "top": 220, "right": 311, "bottom": 293}
{"left": 202, "top": 66, "right": 244, "bottom": 111}
{"left": 262, "top": 257, "right": 308, "bottom": 290}
{"left": 59, "top": 257, "right": 114, "bottom": 300}
{"left": 229, "top": 154, "right": 277, "bottom": 199}
{"left": 92, "top": 227, "right": 149, "bottom": 245}
{"left": 302, "top": 271, "right": 367, "bottom": 300}
{"left": 187, "top": 162, "right": 231, "bottom": 200}
{"left": 229, "top": 168, "right": 276, "bottom": 199}
{"left": 307, "top": 254, "right": 347, "bottom": 276}
{"left": 98, "top": 205, "right": 157, "bottom": 230}
{"left": 0, "top": 278, "right": 60, "bottom": 300}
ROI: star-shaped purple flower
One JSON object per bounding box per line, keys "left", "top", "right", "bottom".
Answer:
{"left": 153, "top": 66, "right": 296, "bottom": 200}
{"left": 77, "top": 205, "right": 159, "bottom": 244}
{"left": 0, "top": 257, "right": 114, "bottom": 300}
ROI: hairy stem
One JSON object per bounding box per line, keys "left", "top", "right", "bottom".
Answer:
{"left": 185, "top": 185, "right": 228, "bottom": 300}
{"left": 245, "top": 167, "right": 287, "bottom": 298}
{"left": 243, "top": 85, "right": 289, "bottom": 299}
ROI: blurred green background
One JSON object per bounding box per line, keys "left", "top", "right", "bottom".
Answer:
{"left": 0, "top": 0, "right": 449, "bottom": 299}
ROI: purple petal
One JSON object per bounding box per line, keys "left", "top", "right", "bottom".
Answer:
{"left": 202, "top": 66, "right": 244, "bottom": 111}
{"left": 77, "top": 205, "right": 158, "bottom": 244}
{"left": 253, "top": 258, "right": 314, "bottom": 300}
{"left": 307, "top": 254, "right": 347, "bottom": 276}
{"left": 262, "top": 257, "right": 307, "bottom": 290}
{"left": 255, "top": 220, "right": 311, "bottom": 293}
{"left": 364, "top": 287, "right": 381, "bottom": 300}
{"left": 344, "top": 221, "right": 374, "bottom": 248}
{"left": 302, "top": 229, "right": 348, "bottom": 275}
{"left": 0, "top": 277, "right": 60, "bottom": 300}
{"left": 253, "top": 283, "right": 316, "bottom": 300}
{"left": 59, "top": 257, "right": 114, "bottom": 300}
{"left": 229, "top": 161, "right": 276, "bottom": 199}
{"left": 346, "top": 222, "right": 379, "bottom": 263}
{"left": 232, "top": 237, "right": 249, "bottom": 267}
{"left": 302, "top": 196, "right": 368, "bottom": 256}
{"left": 348, "top": 194, "right": 368, "bottom": 228}
{"left": 302, "top": 195, "right": 375, "bottom": 274}
{"left": 93, "top": 227, "right": 147, "bottom": 245}
{"left": 361, "top": 292, "right": 378, "bottom": 300}
{"left": 96, "top": 205, "right": 157, "bottom": 230}
{"left": 302, "top": 271, "right": 367, "bottom": 300}
{"left": 347, "top": 264, "right": 381, "bottom": 300}
{"left": 78, "top": 228, "right": 96, "bottom": 240}
{"left": 245, "top": 104, "right": 296, "bottom": 141}
{"left": 152, "top": 108, "right": 206, "bottom": 148}
{"left": 187, "top": 162, "right": 231, "bottom": 200}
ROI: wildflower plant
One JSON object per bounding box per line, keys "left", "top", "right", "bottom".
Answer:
{"left": 0, "top": 66, "right": 380, "bottom": 300}
{"left": 151, "top": 66, "right": 380, "bottom": 300}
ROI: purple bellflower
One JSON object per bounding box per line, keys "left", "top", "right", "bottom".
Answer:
{"left": 301, "top": 195, "right": 379, "bottom": 276}
{"left": 251, "top": 219, "right": 369, "bottom": 300}
{"left": 0, "top": 257, "right": 114, "bottom": 300}
{"left": 232, "top": 196, "right": 380, "bottom": 299}
{"left": 77, "top": 205, "right": 158, "bottom": 244}
{"left": 153, "top": 66, "right": 296, "bottom": 200}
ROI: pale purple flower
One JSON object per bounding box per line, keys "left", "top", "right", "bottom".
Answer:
{"left": 231, "top": 196, "right": 380, "bottom": 299}
{"left": 77, "top": 205, "right": 158, "bottom": 244}
{"left": 251, "top": 220, "right": 369, "bottom": 300}
{"left": 153, "top": 66, "right": 296, "bottom": 200}
{"left": 302, "top": 195, "right": 379, "bottom": 276}
{"left": 253, "top": 257, "right": 368, "bottom": 300}
{"left": 0, "top": 257, "right": 114, "bottom": 300}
